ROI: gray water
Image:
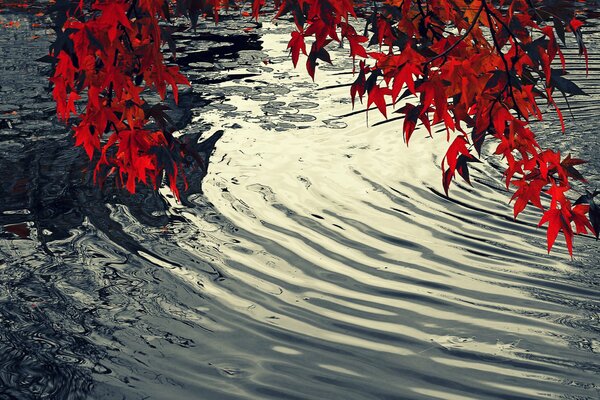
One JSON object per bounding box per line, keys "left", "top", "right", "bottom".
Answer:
{"left": 1, "top": 11, "right": 599, "bottom": 400}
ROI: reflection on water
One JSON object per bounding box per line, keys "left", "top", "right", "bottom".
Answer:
{"left": 1, "top": 12, "right": 599, "bottom": 400}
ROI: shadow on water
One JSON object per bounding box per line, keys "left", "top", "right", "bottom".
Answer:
{"left": 0, "top": 12, "right": 232, "bottom": 399}
{"left": 1, "top": 8, "right": 600, "bottom": 400}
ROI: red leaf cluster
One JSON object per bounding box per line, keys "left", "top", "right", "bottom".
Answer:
{"left": 34, "top": 0, "right": 600, "bottom": 255}
{"left": 48, "top": 0, "right": 190, "bottom": 197}
{"left": 264, "top": 0, "right": 597, "bottom": 255}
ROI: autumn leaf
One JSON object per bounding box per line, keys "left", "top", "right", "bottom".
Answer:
{"left": 539, "top": 207, "right": 574, "bottom": 256}
{"left": 366, "top": 85, "right": 391, "bottom": 117}
{"left": 442, "top": 136, "right": 473, "bottom": 195}
{"left": 287, "top": 30, "right": 306, "bottom": 67}
{"left": 39, "top": 0, "right": 596, "bottom": 256}
{"left": 73, "top": 123, "right": 100, "bottom": 159}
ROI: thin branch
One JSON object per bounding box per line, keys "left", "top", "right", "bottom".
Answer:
{"left": 425, "top": 0, "right": 484, "bottom": 64}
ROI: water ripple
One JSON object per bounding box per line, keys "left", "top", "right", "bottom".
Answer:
{"left": 1, "top": 15, "right": 599, "bottom": 400}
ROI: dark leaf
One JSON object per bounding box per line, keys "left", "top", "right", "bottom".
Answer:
{"left": 36, "top": 55, "right": 56, "bottom": 64}
{"left": 574, "top": 194, "right": 590, "bottom": 206}
{"left": 553, "top": 17, "right": 566, "bottom": 44}
{"left": 190, "top": 9, "right": 200, "bottom": 30}
{"left": 471, "top": 127, "right": 486, "bottom": 155}
{"left": 485, "top": 70, "right": 504, "bottom": 90}
{"left": 144, "top": 104, "right": 174, "bottom": 131}
{"left": 161, "top": 26, "right": 177, "bottom": 59}
{"left": 551, "top": 69, "right": 587, "bottom": 96}
{"left": 162, "top": 0, "right": 172, "bottom": 22}
{"left": 589, "top": 196, "right": 600, "bottom": 239}
{"left": 364, "top": 69, "right": 381, "bottom": 93}
{"left": 455, "top": 154, "right": 480, "bottom": 185}
{"left": 85, "top": 27, "right": 105, "bottom": 54}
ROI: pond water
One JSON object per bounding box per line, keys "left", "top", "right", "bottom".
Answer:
{"left": 0, "top": 11, "right": 599, "bottom": 400}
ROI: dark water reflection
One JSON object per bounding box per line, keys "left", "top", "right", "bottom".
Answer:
{"left": 1, "top": 11, "right": 600, "bottom": 400}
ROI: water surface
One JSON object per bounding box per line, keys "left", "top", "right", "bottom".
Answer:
{"left": 0, "top": 13, "right": 599, "bottom": 400}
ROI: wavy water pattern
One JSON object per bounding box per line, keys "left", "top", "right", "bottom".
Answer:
{"left": 0, "top": 15, "right": 599, "bottom": 400}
